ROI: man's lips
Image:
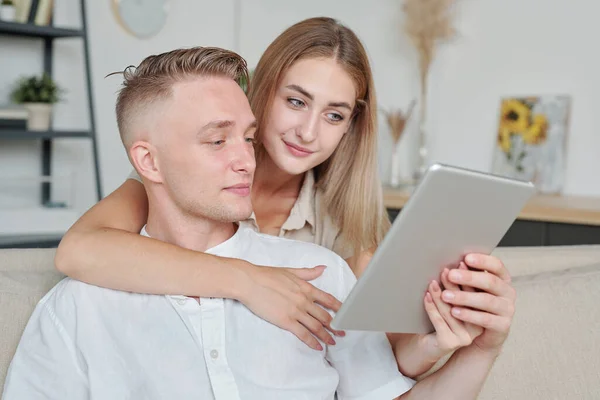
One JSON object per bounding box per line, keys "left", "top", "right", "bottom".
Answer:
{"left": 283, "top": 140, "right": 314, "bottom": 157}
{"left": 224, "top": 184, "right": 251, "bottom": 196}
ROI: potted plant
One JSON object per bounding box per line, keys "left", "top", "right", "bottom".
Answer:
{"left": 10, "top": 74, "right": 64, "bottom": 131}
{"left": 0, "top": 0, "right": 16, "bottom": 22}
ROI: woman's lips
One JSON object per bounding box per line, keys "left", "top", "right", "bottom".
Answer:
{"left": 283, "top": 140, "right": 314, "bottom": 157}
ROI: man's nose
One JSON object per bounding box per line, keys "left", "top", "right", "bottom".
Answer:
{"left": 231, "top": 143, "right": 256, "bottom": 174}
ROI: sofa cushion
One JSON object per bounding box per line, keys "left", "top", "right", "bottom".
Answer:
{"left": 0, "top": 248, "right": 63, "bottom": 389}
{"left": 493, "top": 245, "right": 600, "bottom": 277}
{"left": 479, "top": 258, "right": 600, "bottom": 400}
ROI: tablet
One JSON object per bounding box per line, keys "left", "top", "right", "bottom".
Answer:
{"left": 330, "top": 163, "right": 535, "bottom": 334}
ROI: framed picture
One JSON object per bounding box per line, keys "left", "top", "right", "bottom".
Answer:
{"left": 492, "top": 95, "right": 571, "bottom": 193}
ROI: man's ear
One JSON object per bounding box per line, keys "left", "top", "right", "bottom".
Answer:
{"left": 129, "top": 140, "right": 163, "bottom": 184}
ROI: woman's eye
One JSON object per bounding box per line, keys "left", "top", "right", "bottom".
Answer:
{"left": 288, "top": 98, "right": 306, "bottom": 108}
{"left": 327, "top": 113, "right": 344, "bottom": 122}
{"left": 245, "top": 137, "right": 256, "bottom": 144}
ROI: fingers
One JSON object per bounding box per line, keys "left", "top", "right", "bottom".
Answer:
{"left": 285, "top": 268, "right": 345, "bottom": 338}
{"left": 464, "top": 254, "right": 511, "bottom": 283}
{"left": 429, "top": 280, "right": 467, "bottom": 336}
{"left": 306, "top": 302, "right": 345, "bottom": 337}
{"left": 249, "top": 265, "right": 345, "bottom": 351}
{"left": 458, "top": 262, "right": 475, "bottom": 292}
{"left": 448, "top": 267, "right": 516, "bottom": 299}
{"left": 288, "top": 322, "right": 324, "bottom": 351}
{"left": 309, "top": 285, "right": 342, "bottom": 313}
{"left": 441, "top": 267, "right": 460, "bottom": 291}
{"left": 450, "top": 307, "right": 512, "bottom": 334}
{"left": 442, "top": 290, "right": 514, "bottom": 316}
{"left": 297, "top": 311, "right": 336, "bottom": 347}
{"left": 287, "top": 265, "right": 327, "bottom": 281}
{"left": 442, "top": 266, "right": 483, "bottom": 338}
{"left": 424, "top": 292, "right": 453, "bottom": 338}
{"left": 296, "top": 274, "right": 345, "bottom": 336}
{"left": 287, "top": 266, "right": 344, "bottom": 312}
{"left": 444, "top": 259, "right": 516, "bottom": 338}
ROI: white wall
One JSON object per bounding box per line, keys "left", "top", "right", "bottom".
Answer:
{"left": 1, "top": 0, "right": 598, "bottom": 234}
{"left": 425, "top": 0, "right": 600, "bottom": 196}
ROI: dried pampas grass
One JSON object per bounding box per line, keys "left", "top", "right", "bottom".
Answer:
{"left": 403, "top": 0, "right": 458, "bottom": 178}
{"left": 383, "top": 99, "right": 416, "bottom": 144}
{"left": 403, "top": 0, "right": 458, "bottom": 99}
{"left": 384, "top": 99, "right": 416, "bottom": 187}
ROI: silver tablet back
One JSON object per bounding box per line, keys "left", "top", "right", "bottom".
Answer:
{"left": 331, "top": 163, "right": 535, "bottom": 334}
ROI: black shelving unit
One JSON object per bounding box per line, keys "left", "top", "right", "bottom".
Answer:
{"left": 0, "top": 1, "right": 101, "bottom": 248}
{"left": 0, "top": 20, "right": 83, "bottom": 38}
{"left": 0, "top": 0, "right": 102, "bottom": 205}
{"left": 0, "top": 129, "right": 91, "bottom": 140}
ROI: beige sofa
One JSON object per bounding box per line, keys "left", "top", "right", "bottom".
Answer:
{"left": 1, "top": 246, "right": 599, "bottom": 399}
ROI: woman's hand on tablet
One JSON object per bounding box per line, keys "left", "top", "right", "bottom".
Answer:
{"left": 440, "top": 253, "right": 516, "bottom": 353}
{"left": 422, "top": 262, "right": 483, "bottom": 361}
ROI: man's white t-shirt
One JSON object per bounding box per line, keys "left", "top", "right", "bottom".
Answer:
{"left": 3, "top": 224, "right": 414, "bottom": 399}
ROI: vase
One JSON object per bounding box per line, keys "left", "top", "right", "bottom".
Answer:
{"left": 412, "top": 122, "right": 428, "bottom": 182}
{"left": 24, "top": 103, "right": 53, "bottom": 131}
{"left": 389, "top": 145, "right": 401, "bottom": 187}
{"left": 0, "top": 5, "right": 16, "bottom": 21}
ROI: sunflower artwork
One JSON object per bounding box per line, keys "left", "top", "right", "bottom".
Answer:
{"left": 492, "top": 95, "right": 571, "bottom": 193}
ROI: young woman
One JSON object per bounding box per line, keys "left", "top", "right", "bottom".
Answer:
{"left": 56, "top": 17, "right": 514, "bottom": 379}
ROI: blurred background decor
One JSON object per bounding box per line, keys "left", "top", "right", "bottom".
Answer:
{"left": 383, "top": 99, "right": 416, "bottom": 187}
{"left": 111, "top": 0, "right": 170, "bottom": 39}
{"left": 10, "top": 73, "right": 64, "bottom": 131}
{"left": 0, "top": 0, "right": 16, "bottom": 21}
{"left": 11, "top": 74, "right": 63, "bottom": 131}
{"left": 6, "top": 0, "right": 55, "bottom": 25}
{"left": 403, "top": 0, "right": 458, "bottom": 181}
{"left": 492, "top": 95, "right": 571, "bottom": 194}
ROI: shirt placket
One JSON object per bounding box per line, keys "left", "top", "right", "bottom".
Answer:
{"left": 199, "top": 298, "right": 240, "bottom": 400}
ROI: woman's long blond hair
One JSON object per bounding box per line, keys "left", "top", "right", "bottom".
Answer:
{"left": 248, "top": 17, "right": 390, "bottom": 254}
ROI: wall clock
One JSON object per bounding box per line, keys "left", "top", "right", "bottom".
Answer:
{"left": 112, "top": 0, "right": 170, "bottom": 39}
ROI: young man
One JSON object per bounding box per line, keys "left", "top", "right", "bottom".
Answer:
{"left": 3, "top": 47, "right": 513, "bottom": 400}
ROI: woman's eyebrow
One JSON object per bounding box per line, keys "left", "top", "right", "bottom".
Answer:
{"left": 286, "top": 84, "right": 352, "bottom": 110}
{"left": 286, "top": 84, "right": 313, "bottom": 100}
{"left": 328, "top": 101, "right": 352, "bottom": 111}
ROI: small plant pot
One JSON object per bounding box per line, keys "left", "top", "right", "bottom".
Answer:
{"left": 24, "top": 103, "right": 53, "bottom": 131}
{"left": 0, "top": 4, "right": 16, "bottom": 22}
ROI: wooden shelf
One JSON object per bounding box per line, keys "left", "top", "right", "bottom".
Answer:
{"left": 383, "top": 187, "right": 600, "bottom": 227}
{"left": 0, "top": 21, "right": 83, "bottom": 39}
{"left": 0, "top": 129, "right": 91, "bottom": 140}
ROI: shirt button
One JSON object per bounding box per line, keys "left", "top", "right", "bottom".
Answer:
{"left": 176, "top": 298, "right": 187, "bottom": 305}
{"left": 210, "top": 349, "right": 219, "bottom": 359}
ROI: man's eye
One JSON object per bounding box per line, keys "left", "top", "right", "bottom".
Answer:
{"left": 288, "top": 98, "right": 305, "bottom": 108}
{"left": 212, "top": 140, "right": 225, "bottom": 145}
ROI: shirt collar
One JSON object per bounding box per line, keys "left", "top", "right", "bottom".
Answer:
{"left": 247, "top": 170, "right": 317, "bottom": 234}
{"left": 140, "top": 222, "right": 244, "bottom": 257}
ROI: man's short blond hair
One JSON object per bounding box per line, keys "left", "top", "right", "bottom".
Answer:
{"left": 114, "top": 46, "right": 249, "bottom": 147}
